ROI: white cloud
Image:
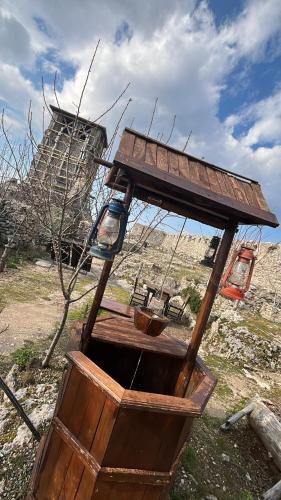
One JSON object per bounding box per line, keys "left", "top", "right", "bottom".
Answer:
{"left": 0, "top": 0, "right": 281, "bottom": 232}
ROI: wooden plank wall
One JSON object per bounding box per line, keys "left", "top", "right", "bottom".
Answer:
{"left": 35, "top": 366, "right": 118, "bottom": 499}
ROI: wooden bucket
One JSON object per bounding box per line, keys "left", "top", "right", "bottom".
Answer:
{"left": 29, "top": 318, "right": 216, "bottom": 499}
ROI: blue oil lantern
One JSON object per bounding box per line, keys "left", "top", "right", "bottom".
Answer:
{"left": 89, "top": 198, "right": 129, "bottom": 261}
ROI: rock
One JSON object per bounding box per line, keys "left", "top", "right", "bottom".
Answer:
{"left": 0, "top": 418, "right": 10, "bottom": 435}
{"left": 35, "top": 259, "right": 53, "bottom": 269}
{"left": 5, "top": 364, "right": 18, "bottom": 390}
{"left": 35, "top": 383, "right": 56, "bottom": 396}
{"left": 14, "top": 387, "right": 28, "bottom": 400}
{"left": 0, "top": 479, "right": 5, "bottom": 495}
{"left": 221, "top": 453, "right": 230, "bottom": 463}
{"left": 210, "top": 319, "right": 220, "bottom": 335}
{"left": 1, "top": 402, "right": 55, "bottom": 456}
{"left": 29, "top": 402, "right": 55, "bottom": 428}
{"left": 3, "top": 364, "right": 18, "bottom": 402}
{"left": 205, "top": 496, "right": 218, "bottom": 500}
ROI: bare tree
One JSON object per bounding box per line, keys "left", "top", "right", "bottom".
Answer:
{"left": 0, "top": 48, "right": 171, "bottom": 367}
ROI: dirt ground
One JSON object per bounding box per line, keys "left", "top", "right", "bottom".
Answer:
{"left": 0, "top": 262, "right": 281, "bottom": 499}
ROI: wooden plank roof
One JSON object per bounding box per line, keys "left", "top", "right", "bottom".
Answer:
{"left": 107, "top": 128, "right": 278, "bottom": 229}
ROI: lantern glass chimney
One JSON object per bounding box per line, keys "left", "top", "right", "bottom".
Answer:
{"left": 228, "top": 259, "right": 250, "bottom": 287}
{"left": 97, "top": 211, "right": 121, "bottom": 247}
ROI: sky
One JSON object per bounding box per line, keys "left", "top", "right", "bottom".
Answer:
{"left": 0, "top": 0, "right": 281, "bottom": 242}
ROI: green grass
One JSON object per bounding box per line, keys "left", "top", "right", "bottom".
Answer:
{"left": 181, "top": 285, "right": 202, "bottom": 314}
{"left": 182, "top": 446, "right": 198, "bottom": 474}
{"left": 0, "top": 263, "right": 97, "bottom": 309}
{"left": 67, "top": 302, "right": 91, "bottom": 321}
{"left": 237, "top": 313, "right": 281, "bottom": 341}
{"left": 106, "top": 285, "right": 130, "bottom": 304}
{"left": 0, "top": 266, "right": 60, "bottom": 308}
{"left": 11, "top": 342, "right": 38, "bottom": 369}
{"left": 236, "top": 492, "right": 253, "bottom": 500}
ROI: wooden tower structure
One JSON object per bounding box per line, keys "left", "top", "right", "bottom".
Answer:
{"left": 29, "top": 128, "right": 278, "bottom": 499}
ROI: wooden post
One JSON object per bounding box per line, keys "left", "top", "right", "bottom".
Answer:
{"left": 81, "top": 178, "right": 134, "bottom": 353}
{"left": 185, "top": 223, "right": 237, "bottom": 387}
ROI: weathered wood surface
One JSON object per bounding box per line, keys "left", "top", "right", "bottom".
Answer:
{"left": 109, "top": 128, "right": 279, "bottom": 228}
{"left": 249, "top": 401, "right": 281, "bottom": 471}
{"left": 91, "top": 316, "right": 188, "bottom": 358}
{"left": 221, "top": 398, "right": 281, "bottom": 472}
{"left": 100, "top": 297, "right": 134, "bottom": 317}
{"left": 30, "top": 326, "right": 216, "bottom": 499}
{"left": 263, "top": 479, "right": 281, "bottom": 500}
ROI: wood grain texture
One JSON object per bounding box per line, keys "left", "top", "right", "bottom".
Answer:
{"left": 100, "top": 298, "right": 134, "bottom": 318}
{"left": 113, "top": 151, "right": 278, "bottom": 227}
{"left": 251, "top": 182, "right": 270, "bottom": 211}
{"left": 57, "top": 382, "right": 106, "bottom": 499}
{"left": 177, "top": 154, "right": 190, "bottom": 180}
{"left": 133, "top": 137, "right": 146, "bottom": 161}
{"left": 113, "top": 128, "right": 278, "bottom": 228}
{"left": 119, "top": 130, "right": 136, "bottom": 156}
{"left": 145, "top": 141, "right": 157, "bottom": 166}
{"left": 121, "top": 390, "right": 201, "bottom": 416}
{"left": 206, "top": 166, "right": 222, "bottom": 194}
{"left": 90, "top": 317, "right": 188, "bottom": 359}
{"left": 31, "top": 318, "right": 217, "bottom": 499}
{"left": 66, "top": 351, "right": 124, "bottom": 403}
{"left": 102, "top": 408, "right": 186, "bottom": 472}
{"left": 156, "top": 146, "right": 168, "bottom": 171}
{"left": 167, "top": 150, "right": 179, "bottom": 176}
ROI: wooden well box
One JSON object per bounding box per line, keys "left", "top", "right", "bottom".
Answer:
{"left": 29, "top": 317, "right": 215, "bottom": 499}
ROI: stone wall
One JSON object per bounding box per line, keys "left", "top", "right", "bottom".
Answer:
{"left": 130, "top": 223, "right": 281, "bottom": 297}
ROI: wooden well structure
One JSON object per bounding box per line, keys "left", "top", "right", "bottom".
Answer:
{"left": 29, "top": 128, "right": 278, "bottom": 499}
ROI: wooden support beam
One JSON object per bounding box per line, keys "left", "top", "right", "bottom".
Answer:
{"left": 184, "top": 223, "right": 237, "bottom": 389}
{"left": 81, "top": 260, "right": 113, "bottom": 352}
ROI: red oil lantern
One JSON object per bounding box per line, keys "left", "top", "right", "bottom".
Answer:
{"left": 220, "top": 246, "right": 256, "bottom": 301}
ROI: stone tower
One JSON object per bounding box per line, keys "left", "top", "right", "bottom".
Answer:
{"left": 29, "top": 105, "right": 107, "bottom": 207}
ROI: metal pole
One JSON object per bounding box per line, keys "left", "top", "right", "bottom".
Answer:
{"left": 0, "top": 377, "right": 41, "bottom": 441}
{"left": 81, "top": 179, "right": 134, "bottom": 353}
{"left": 185, "top": 223, "right": 237, "bottom": 386}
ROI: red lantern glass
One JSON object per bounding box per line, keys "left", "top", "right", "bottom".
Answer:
{"left": 220, "top": 246, "right": 256, "bottom": 301}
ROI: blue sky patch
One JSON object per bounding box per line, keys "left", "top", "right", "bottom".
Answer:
{"left": 21, "top": 48, "right": 77, "bottom": 92}
{"left": 114, "top": 20, "right": 133, "bottom": 46}
{"left": 33, "top": 16, "right": 53, "bottom": 38}
{"left": 219, "top": 55, "right": 281, "bottom": 130}
{"left": 210, "top": 0, "right": 245, "bottom": 27}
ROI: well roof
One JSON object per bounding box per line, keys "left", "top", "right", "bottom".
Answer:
{"left": 107, "top": 128, "right": 278, "bottom": 229}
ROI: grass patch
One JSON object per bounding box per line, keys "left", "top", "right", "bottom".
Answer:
{"left": 106, "top": 285, "right": 130, "bottom": 304}
{"left": 182, "top": 446, "right": 198, "bottom": 474}
{"left": 181, "top": 285, "right": 202, "bottom": 314}
{"left": 0, "top": 266, "right": 60, "bottom": 308}
{"left": 236, "top": 491, "right": 253, "bottom": 500}
{"left": 68, "top": 302, "right": 91, "bottom": 321}
{"left": 238, "top": 313, "right": 280, "bottom": 341}
{"left": 11, "top": 342, "right": 38, "bottom": 369}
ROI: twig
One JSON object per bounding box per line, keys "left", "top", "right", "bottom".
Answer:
{"left": 147, "top": 97, "right": 158, "bottom": 136}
